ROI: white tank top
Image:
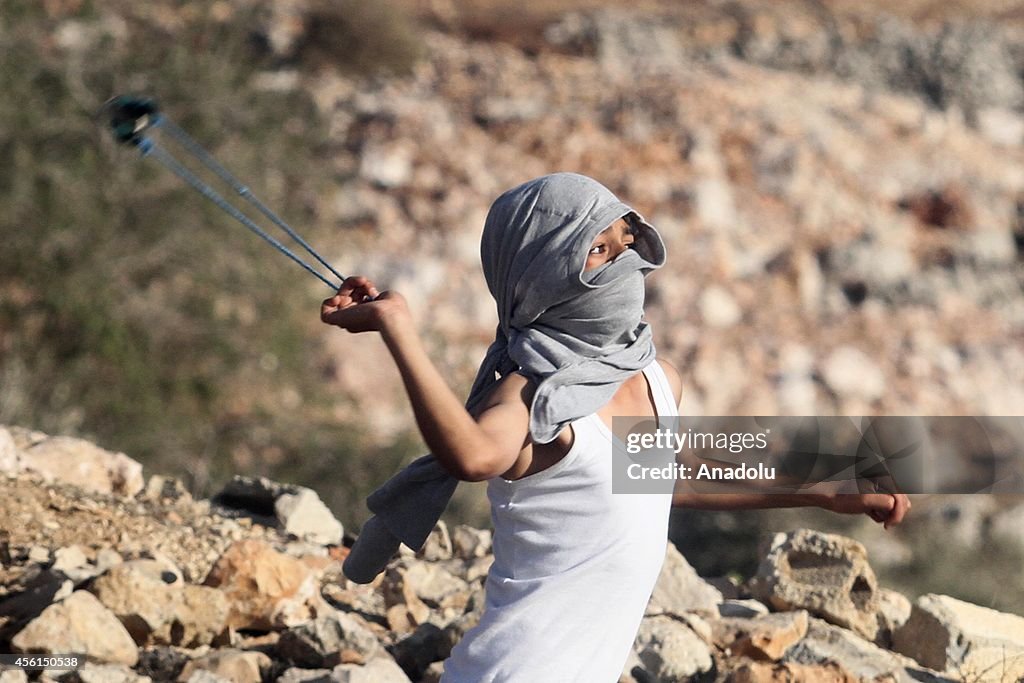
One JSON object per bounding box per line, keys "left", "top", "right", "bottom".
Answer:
{"left": 441, "top": 359, "right": 678, "bottom": 683}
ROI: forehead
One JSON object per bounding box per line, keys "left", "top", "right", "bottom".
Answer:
{"left": 591, "top": 217, "right": 630, "bottom": 241}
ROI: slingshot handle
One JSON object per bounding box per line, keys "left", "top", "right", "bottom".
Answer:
{"left": 100, "top": 95, "right": 160, "bottom": 146}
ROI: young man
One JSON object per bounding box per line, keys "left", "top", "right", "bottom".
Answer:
{"left": 322, "top": 173, "right": 910, "bottom": 682}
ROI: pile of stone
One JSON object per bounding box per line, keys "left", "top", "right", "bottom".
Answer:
{"left": 3, "top": 426, "right": 1024, "bottom": 683}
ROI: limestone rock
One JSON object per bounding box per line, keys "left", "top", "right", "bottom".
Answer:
{"left": 645, "top": 542, "right": 723, "bottom": 618}
{"left": 821, "top": 347, "right": 886, "bottom": 402}
{"left": 95, "top": 549, "right": 124, "bottom": 574}
{"left": 320, "top": 581, "right": 387, "bottom": 622}
{"left": 725, "top": 660, "right": 857, "bottom": 683}
{"left": 11, "top": 590, "right": 138, "bottom": 665}
{"left": 382, "top": 558, "right": 468, "bottom": 632}
{"left": 386, "top": 601, "right": 427, "bottom": 637}
{"left": 158, "top": 585, "right": 230, "bottom": 647}
{"left": 90, "top": 558, "right": 223, "bottom": 646}
{"left": 874, "top": 588, "right": 912, "bottom": 649}
{"left": 699, "top": 285, "right": 743, "bottom": 328}
{"left": 785, "top": 617, "right": 953, "bottom": 683}
{"left": 676, "top": 611, "right": 714, "bottom": 644}
{"left": 747, "top": 529, "right": 879, "bottom": 640}
{"left": 27, "top": 545, "right": 50, "bottom": 565}
{"left": 439, "top": 555, "right": 493, "bottom": 584}
{"left": 276, "top": 669, "right": 333, "bottom": 683}
{"left": 181, "top": 671, "right": 230, "bottom": 683}
{"left": 440, "top": 586, "right": 487, "bottom": 656}
{"left": 718, "top": 599, "right": 770, "bottom": 618}
{"left": 329, "top": 657, "right": 412, "bottom": 683}
{"left": 132, "top": 555, "right": 183, "bottom": 583}
{"left": 706, "top": 576, "right": 744, "bottom": 600}
{"left": 278, "top": 612, "right": 381, "bottom": 668}
{"left": 65, "top": 663, "right": 153, "bottom": 683}
{"left": 359, "top": 142, "right": 414, "bottom": 189}
{"left": 892, "top": 593, "right": 1024, "bottom": 682}
{"left": 976, "top": 107, "right": 1024, "bottom": 147}
{"left": 18, "top": 436, "right": 144, "bottom": 497}
{"left": 380, "top": 559, "right": 428, "bottom": 624}
{"left": 203, "top": 539, "right": 319, "bottom": 630}
{"left": 400, "top": 562, "right": 468, "bottom": 608}
{"left": 331, "top": 182, "right": 378, "bottom": 225}
{"left": 0, "top": 427, "right": 21, "bottom": 473}
{"left": 275, "top": 488, "right": 344, "bottom": 546}
{"left": 176, "top": 650, "right": 271, "bottom": 683}
{"left": 0, "top": 569, "right": 75, "bottom": 640}
{"left": 450, "top": 525, "right": 492, "bottom": 560}
{"left": 390, "top": 622, "right": 447, "bottom": 681}
{"left": 134, "top": 646, "right": 190, "bottom": 681}
{"left": 140, "top": 475, "right": 192, "bottom": 505}
{"left": 694, "top": 177, "right": 738, "bottom": 232}
{"left": 52, "top": 545, "right": 89, "bottom": 574}
{"left": 90, "top": 561, "right": 177, "bottom": 643}
{"left": 214, "top": 477, "right": 343, "bottom": 545}
{"left": 473, "top": 96, "right": 546, "bottom": 125}
{"left": 633, "top": 615, "right": 714, "bottom": 682}
{"left": 715, "top": 610, "right": 810, "bottom": 661}
{"left": 985, "top": 502, "right": 1024, "bottom": 553}
{"left": 415, "top": 521, "right": 453, "bottom": 562}
{"left": 276, "top": 669, "right": 334, "bottom": 682}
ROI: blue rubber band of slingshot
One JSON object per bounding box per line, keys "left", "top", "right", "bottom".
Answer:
{"left": 152, "top": 116, "right": 347, "bottom": 286}
{"left": 140, "top": 136, "right": 342, "bottom": 290}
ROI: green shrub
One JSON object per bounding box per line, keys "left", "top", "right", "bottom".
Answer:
{"left": 294, "top": 0, "right": 423, "bottom": 75}
{"left": 0, "top": 1, "right": 424, "bottom": 524}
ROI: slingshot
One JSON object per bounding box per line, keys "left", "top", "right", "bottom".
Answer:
{"left": 99, "top": 95, "right": 346, "bottom": 291}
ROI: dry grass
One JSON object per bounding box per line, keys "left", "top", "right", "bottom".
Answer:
{"left": 295, "top": 0, "right": 423, "bottom": 75}
{"left": 0, "top": 0, "right": 426, "bottom": 525}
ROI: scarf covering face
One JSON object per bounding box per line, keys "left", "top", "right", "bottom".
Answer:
{"left": 364, "top": 172, "right": 667, "bottom": 549}
{"left": 469, "top": 171, "right": 667, "bottom": 441}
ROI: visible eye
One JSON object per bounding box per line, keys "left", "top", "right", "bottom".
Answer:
{"left": 589, "top": 243, "right": 606, "bottom": 255}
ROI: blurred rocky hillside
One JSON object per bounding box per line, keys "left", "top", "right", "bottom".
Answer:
{"left": 3, "top": 428, "right": 1024, "bottom": 682}
{"left": 2, "top": 0, "right": 1023, "bottom": 614}
{"left": 298, "top": 0, "right": 1024, "bottom": 424}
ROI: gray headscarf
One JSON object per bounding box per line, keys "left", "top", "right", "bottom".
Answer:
{"left": 361, "top": 172, "right": 666, "bottom": 552}
{"left": 467, "top": 171, "right": 667, "bottom": 440}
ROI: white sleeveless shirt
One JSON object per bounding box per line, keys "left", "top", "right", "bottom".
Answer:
{"left": 441, "top": 359, "right": 678, "bottom": 683}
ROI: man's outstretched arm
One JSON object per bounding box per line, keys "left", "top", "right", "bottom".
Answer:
{"left": 657, "top": 358, "right": 911, "bottom": 529}
{"left": 671, "top": 488, "right": 912, "bottom": 530}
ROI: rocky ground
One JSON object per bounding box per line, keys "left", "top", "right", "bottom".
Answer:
{"left": 3, "top": 425, "right": 1024, "bottom": 682}
{"left": 5, "top": 2, "right": 1024, "bottom": 680}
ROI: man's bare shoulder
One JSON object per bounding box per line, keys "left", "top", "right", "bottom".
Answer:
{"left": 656, "top": 358, "right": 683, "bottom": 408}
{"left": 468, "top": 370, "right": 534, "bottom": 418}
